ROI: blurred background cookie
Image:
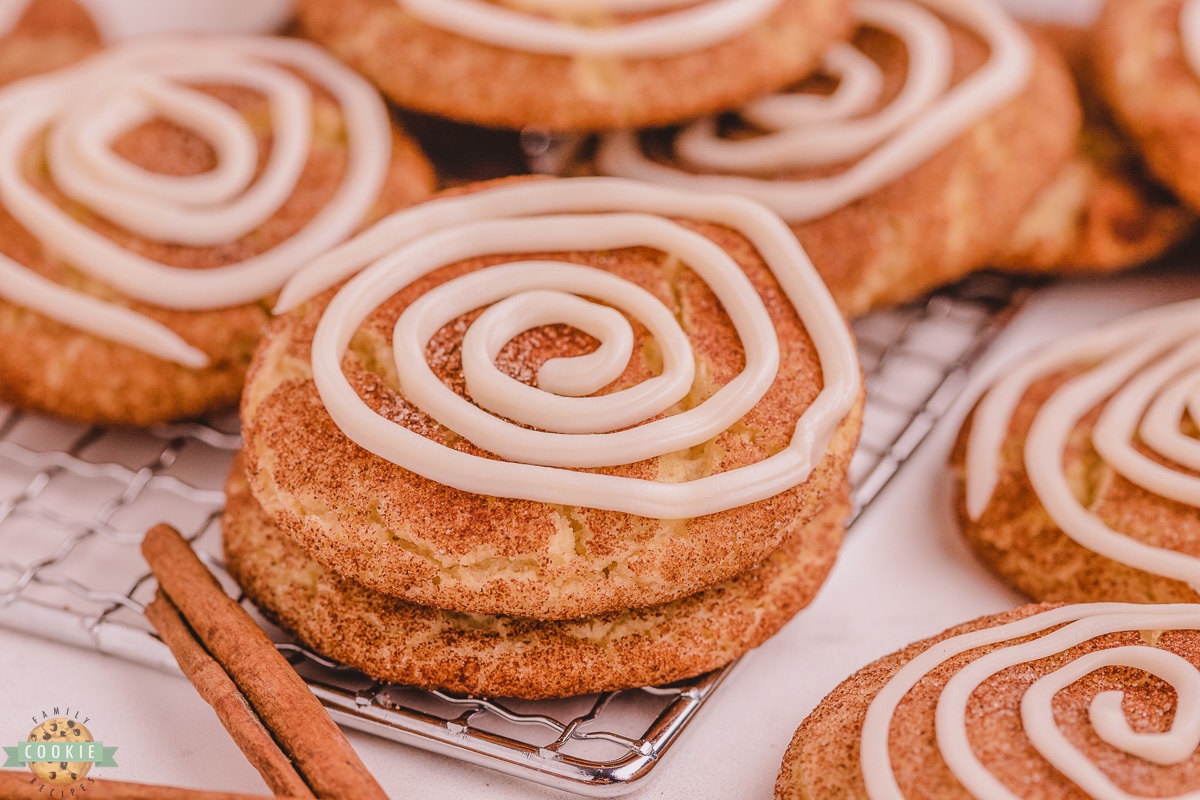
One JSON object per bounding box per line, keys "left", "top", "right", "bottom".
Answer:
{"left": 995, "top": 22, "right": 1198, "bottom": 274}
{"left": 293, "top": 0, "right": 853, "bottom": 131}
{"left": 596, "top": 0, "right": 1081, "bottom": 316}
{"left": 951, "top": 298, "right": 1200, "bottom": 603}
{"left": 239, "top": 176, "right": 864, "bottom": 621}
{"left": 0, "top": 34, "right": 435, "bottom": 425}
{"left": 0, "top": 0, "right": 100, "bottom": 86}
{"left": 1092, "top": 0, "right": 1200, "bottom": 215}
{"left": 777, "top": 603, "right": 1200, "bottom": 799}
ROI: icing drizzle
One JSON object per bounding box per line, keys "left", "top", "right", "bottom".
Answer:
{"left": 596, "top": 0, "right": 1033, "bottom": 223}
{"left": 965, "top": 298, "right": 1200, "bottom": 587}
{"left": 393, "top": 0, "right": 782, "bottom": 57}
{"left": 0, "top": 35, "right": 392, "bottom": 367}
{"left": 862, "top": 603, "right": 1200, "bottom": 799}
{"left": 276, "top": 177, "right": 860, "bottom": 518}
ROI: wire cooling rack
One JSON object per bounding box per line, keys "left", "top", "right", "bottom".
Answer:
{"left": 0, "top": 269, "right": 1036, "bottom": 797}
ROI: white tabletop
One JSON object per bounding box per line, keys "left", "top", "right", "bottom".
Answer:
{"left": 4, "top": 262, "right": 1200, "bottom": 799}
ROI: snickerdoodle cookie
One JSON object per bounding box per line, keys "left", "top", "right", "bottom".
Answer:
{"left": 224, "top": 452, "right": 849, "bottom": 699}
{"left": 951, "top": 298, "right": 1200, "bottom": 604}
{"left": 294, "top": 0, "right": 852, "bottom": 131}
{"left": 596, "top": 0, "right": 1080, "bottom": 317}
{"left": 1093, "top": 0, "right": 1200, "bottom": 215}
{"left": 0, "top": 35, "right": 435, "bottom": 426}
{"left": 777, "top": 602, "right": 1200, "bottom": 799}
{"left": 239, "top": 177, "right": 864, "bottom": 620}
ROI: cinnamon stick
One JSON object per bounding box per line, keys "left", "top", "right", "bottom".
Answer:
{"left": 144, "top": 590, "right": 314, "bottom": 800}
{"left": 140, "top": 524, "right": 387, "bottom": 800}
{"left": 0, "top": 769, "right": 294, "bottom": 800}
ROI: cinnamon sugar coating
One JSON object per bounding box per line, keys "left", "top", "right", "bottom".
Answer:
{"left": 293, "top": 0, "right": 852, "bottom": 131}
{"left": 950, "top": 371, "right": 1200, "bottom": 605}
{"left": 776, "top": 603, "right": 1200, "bottom": 799}
{"left": 223, "top": 453, "right": 848, "bottom": 699}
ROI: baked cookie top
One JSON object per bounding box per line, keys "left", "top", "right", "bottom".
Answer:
{"left": 953, "top": 297, "right": 1200, "bottom": 604}
{"left": 241, "top": 176, "right": 863, "bottom": 619}
{"left": 0, "top": 34, "right": 435, "bottom": 424}
{"left": 777, "top": 602, "right": 1200, "bottom": 799}
{"left": 597, "top": 0, "right": 1080, "bottom": 315}
{"left": 294, "top": 0, "right": 852, "bottom": 130}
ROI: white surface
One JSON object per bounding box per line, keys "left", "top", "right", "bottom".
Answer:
{"left": 3, "top": 264, "right": 1200, "bottom": 799}
{"left": 74, "top": 0, "right": 294, "bottom": 40}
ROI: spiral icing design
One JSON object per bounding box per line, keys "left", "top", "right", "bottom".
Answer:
{"left": 0, "top": 35, "right": 393, "bottom": 367}
{"left": 966, "top": 298, "right": 1200, "bottom": 588}
{"left": 862, "top": 603, "right": 1200, "bottom": 799}
{"left": 596, "top": 0, "right": 1032, "bottom": 222}
{"left": 392, "top": 0, "right": 782, "bottom": 57}
{"left": 275, "top": 177, "right": 860, "bottom": 518}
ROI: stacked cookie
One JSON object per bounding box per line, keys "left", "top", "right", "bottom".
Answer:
{"left": 224, "top": 177, "right": 865, "bottom": 698}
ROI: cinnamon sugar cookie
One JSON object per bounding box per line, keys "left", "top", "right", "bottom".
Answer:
{"left": 995, "top": 23, "right": 1197, "bottom": 274}
{"left": 951, "top": 298, "right": 1200, "bottom": 604}
{"left": 596, "top": 0, "right": 1080, "bottom": 317}
{"left": 1093, "top": 0, "right": 1200, "bottom": 215}
{"left": 224, "top": 452, "right": 849, "bottom": 699}
{"left": 240, "top": 177, "right": 864, "bottom": 620}
{"left": 777, "top": 602, "right": 1200, "bottom": 799}
{"left": 294, "top": 0, "right": 852, "bottom": 131}
{"left": 0, "top": 35, "right": 435, "bottom": 426}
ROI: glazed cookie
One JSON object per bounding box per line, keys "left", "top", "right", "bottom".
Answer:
{"left": 596, "top": 0, "right": 1080, "bottom": 317}
{"left": 995, "top": 23, "right": 1197, "bottom": 274}
{"left": 0, "top": 35, "right": 435, "bottom": 426}
{"left": 224, "top": 452, "right": 849, "bottom": 699}
{"left": 1093, "top": 0, "right": 1200, "bottom": 215}
{"left": 952, "top": 298, "right": 1200, "bottom": 604}
{"left": 294, "top": 0, "right": 852, "bottom": 131}
{"left": 777, "top": 602, "right": 1200, "bottom": 799}
{"left": 240, "top": 177, "right": 864, "bottom": 620}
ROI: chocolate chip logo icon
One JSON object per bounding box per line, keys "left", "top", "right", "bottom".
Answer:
{"left": 25, "top": 718, "right": 93, "bottom": 786}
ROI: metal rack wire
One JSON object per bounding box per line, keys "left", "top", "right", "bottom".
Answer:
{"left": 0, "top": 269, "right": 1035, "bottom": 797}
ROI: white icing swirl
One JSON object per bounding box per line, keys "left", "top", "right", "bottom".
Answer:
{"left": 595, "top": 0, "right": 1033, "bottom": 223}
{"left": 1181, "top": 0, "right": 1200, "bottom": 77}
{"left": 862, "top": 603, "right": 1200, "bottom": 800}
{"left": 394, "top": 0, "right": 781, "bottom": 57}
{"left": 0, "top": 35, "right": 393, "bottom": 367}
{"left": 965, "top": 298, "right": 1200, "bottom": 587}
{"left": 276, "top": 177, "right": 860, "bottom": 518}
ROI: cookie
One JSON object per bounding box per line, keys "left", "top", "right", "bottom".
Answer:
{"left": 0, "top": 35, "right": 435, "bottom": 426}
{"left": 223, "top": 451, "right": 849, "bottom": 699}
{"left": 596, "top": 0, "right": 1080, "bottom": 317}
{"left": 995, "top": 23, "right": 1197, "bottom": 274}
{"left": 294, "top": 0, "right": 852, "bottom": 131}
{"left": 1092, "top": 0, "right": 1200, "bottom": 215}
{"left": 777, "top": 602, "right": 1200, "bottom": 799}
{"left": 240, "top": 176, "right": 864, "bottom": 620}
{"left": 951, "top": 298, "right": 1200, "bottom": 604}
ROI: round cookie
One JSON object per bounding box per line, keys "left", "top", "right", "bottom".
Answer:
{"left": 0, "top": 35, "right": 435, "bottom": 426}
{"left": 294, "top": 0, "right": 852, "bottom": 132}
{"left": 240, "top": 176, "right": 864, "bottom": 620}
{"left": 777, "top": 602, "right": 1200, "bottom": 799}
{"left": 951, "top": 298, "right": 1200, "bottom": 604}
{"left": 223, "top": 451, "right": 849, "bottom": 699}
{"left": 596, "top": 0, "right": 1080, "bottom": 317}
{"left": 1092, "top": 0, "right": 1200, "bottom": 215}
{"left": 995, "top": 22, "right": 1197, "bottom": 274}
